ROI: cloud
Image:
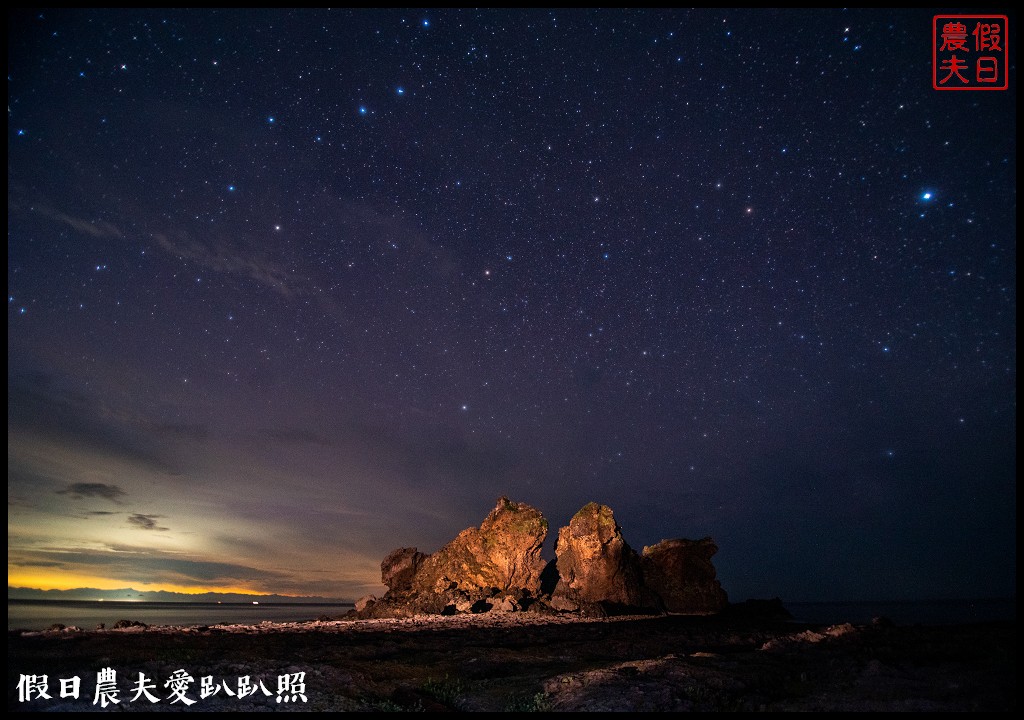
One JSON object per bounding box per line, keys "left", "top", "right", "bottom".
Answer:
{"left": 127, "top": 514, "right": 170, "bottom": 531}
{"left": 55, "top": 483, "right": 127, "bottom": 504}
{"left": 154, "top": 231, "right": 306, "bottom": 298}
{"left": 27, "top": 203, "right": 125, "bottom": 240}
{"left": 8, "top": 376, "right": 186, "bottom": 477}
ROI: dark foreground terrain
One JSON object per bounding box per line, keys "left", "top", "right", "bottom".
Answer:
{"left": 8, "top": 613, "right": 1015, "bottom": 712}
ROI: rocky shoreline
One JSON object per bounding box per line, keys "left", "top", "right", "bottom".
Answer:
{"left": 8, "top": 612, "right": 1015, "bottom": 711}
{"left": 10, "top": 499, "right": 1013, "bottom": 712}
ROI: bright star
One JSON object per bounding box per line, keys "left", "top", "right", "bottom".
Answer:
{"left": 921, "top": 191, "right": 933, "bottom": 201}
{"left": 396, "top": 87, "right": 405, "bottom": 95}
{"left": 358, "top": 106, "right": 367, "bottom": 115}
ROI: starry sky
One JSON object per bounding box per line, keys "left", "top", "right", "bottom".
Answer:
{"left": 7, "top": 9, "right": 1016, "bottom": 603}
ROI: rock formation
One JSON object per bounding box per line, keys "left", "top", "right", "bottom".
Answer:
{"left": 359, "top": 497, "right": 730, "bottom": 619}
{"left": 411, "top": 496, "right": 548, "bottom": 598}
{"left": 361, "top": 497, "right": 548, "bottom": 617}
{"left": 640, "top": 537, "right": 728, "bottom": 614}
{"left": 550, "top": 502, "right": 653, "bottom": 613}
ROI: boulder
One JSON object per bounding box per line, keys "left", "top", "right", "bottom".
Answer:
{"left": 551, "top": 502, "right": 647, "bottom": 609}
{"left": 640, "top": 537, "right": 728, "bottom": 614}
{"left": 354, "top": 594, "right": 377, "bottom": 613}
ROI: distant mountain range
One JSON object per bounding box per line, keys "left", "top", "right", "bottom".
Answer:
{"left": 8, "top": 586, "right": 349, "bottom": 604}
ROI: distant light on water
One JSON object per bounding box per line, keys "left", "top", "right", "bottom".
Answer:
{"left": 8, "top": 599, "right": 354, "bottom": 631}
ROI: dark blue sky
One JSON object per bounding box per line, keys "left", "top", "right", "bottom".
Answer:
{"left": 8, "top": 9, "right": 1016, "bottom": 602}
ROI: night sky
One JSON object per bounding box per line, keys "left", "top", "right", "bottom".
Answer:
{"left": 8, "top": 9, "right": 1016, "bottom": 603}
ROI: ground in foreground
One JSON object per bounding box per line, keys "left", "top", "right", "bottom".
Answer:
{"left": 7, "top": 613, "right": 1015, "bottom": 711}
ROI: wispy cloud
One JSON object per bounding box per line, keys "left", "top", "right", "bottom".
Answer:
{"left": 8, "top": 376, "right": 188, "bottom": 477}
{"left": 154, "top": 232, "right": 304, "bottom": 298}
{"left": 127, "top": 514, "right": 170, "bottom": 531}
{"left": 29, "top": 203, "right": 125, "bottom": 239}
{"left": 55, "top": 483, "right": 127, "bottom": 504}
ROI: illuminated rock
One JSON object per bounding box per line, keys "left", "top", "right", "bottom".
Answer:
{"left": 364, "top": 497, "right": 547, "bottom": 617}
{"left": 550, "top": 502, "right": 650, "bottom": 611}
{"left": 411, "top": 496, "right": 548, "bottom": 597}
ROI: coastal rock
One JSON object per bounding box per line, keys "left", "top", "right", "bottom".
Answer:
{"left": 490, "top": 596, "right": 519, "bottom": 613}
{"left": 411, "top": 497, "right": 548, "bottom": 598}
{"left": 381, "top": 547, "right": 427, "bottom": 592}
{"left": 640, "top": 538, "right": 728, "bottom": 614}
{"left": 364, "top": 497, "right": 729, "bottom": 618}
{"left": 362, "top": 497, "right": 549, "bottom": 617}
{"left": 354, "top": 594, "right": 377, "bottom": 613}
{"left": 551, "top": 502, "right": 648, "bottom": 609}
{"left": 112, "top": 619, "right": 148, "bottom": 629}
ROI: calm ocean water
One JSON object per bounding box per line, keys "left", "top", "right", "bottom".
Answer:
{"left": 785, "top": 598, "right": 1015, "bottom": 626}
{"left": 8, "top": 598, "right": 1014, "bottom": 631}
{"left": 8, "top": 600, "right": 354, "bottom": 631}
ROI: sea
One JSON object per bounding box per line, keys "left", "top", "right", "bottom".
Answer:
{"left": 8, "top": 599, "right": 354, "bottom": 632}
{"left": 784, "top": 598, "right": 1015, "bottom": 626}
{"left": 8, "top": 598, "right": 1014, "bottom": 632}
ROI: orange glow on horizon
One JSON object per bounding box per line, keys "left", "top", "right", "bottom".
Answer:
{"left": 8, "top": 570, "right": 279, "bottom": 597}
